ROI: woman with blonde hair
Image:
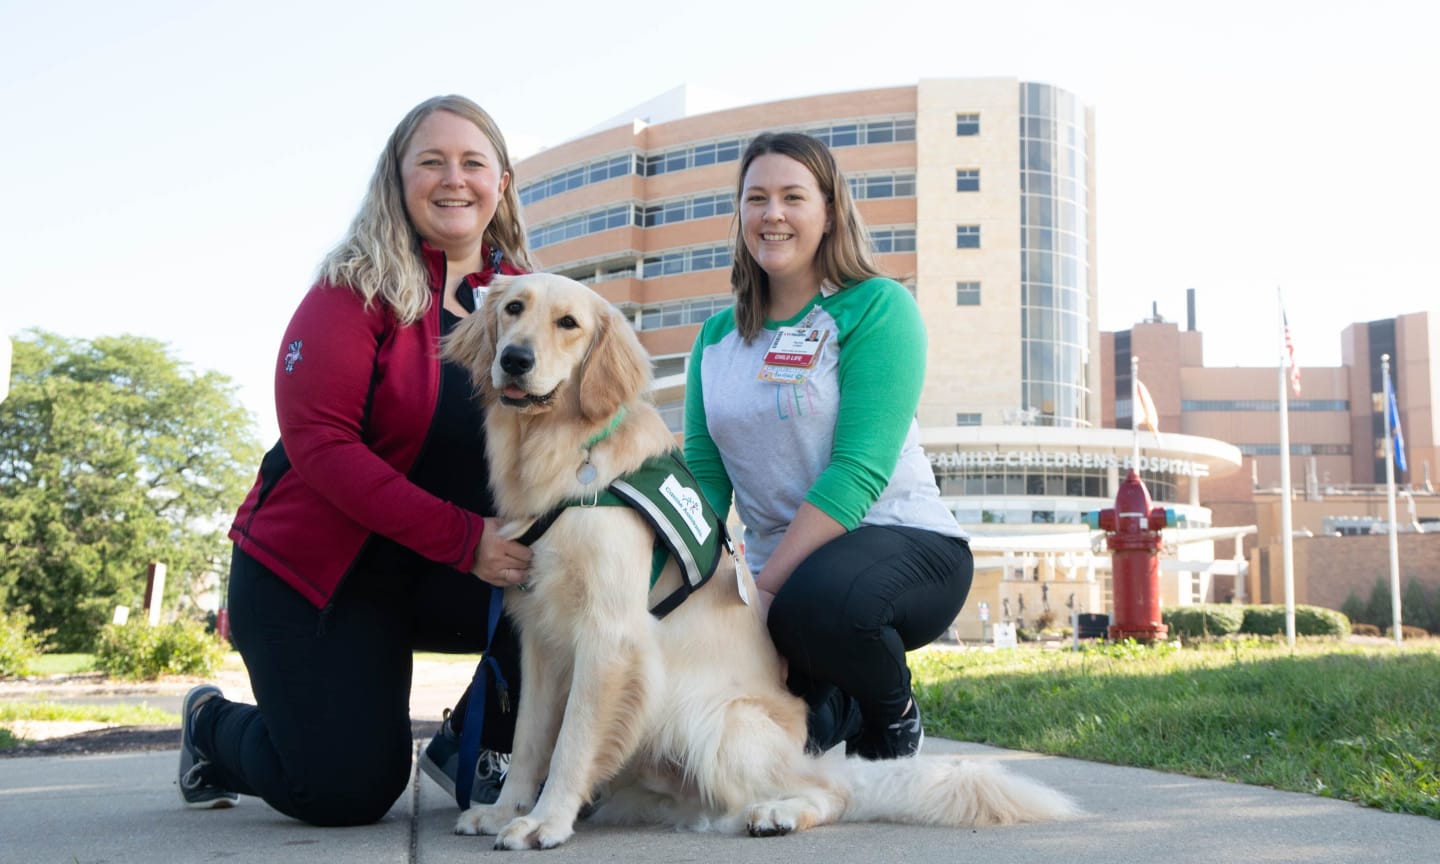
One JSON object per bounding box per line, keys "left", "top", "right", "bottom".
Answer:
{"left": 177, "top": 95, "right": 534, "bottom": 825}
{"left": 686, "top": 132, "right": 973, "bottom": 760}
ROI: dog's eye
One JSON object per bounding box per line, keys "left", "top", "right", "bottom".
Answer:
{"left": 504, "top": 300, "right": 524, "bottom": 316}
{"left": 557, "top": 315, "right": 579, "bottom": 330}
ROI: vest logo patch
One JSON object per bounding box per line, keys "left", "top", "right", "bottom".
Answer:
{"left": 660, "top": 474, "right": 712, "bottom": 544}
{"left": 283, "top": 340, "right": 304, "bottom": 374}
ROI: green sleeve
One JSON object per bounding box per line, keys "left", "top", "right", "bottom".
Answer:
{"left": 804, "top": 279, "right": 927, "bottom": 528}
{"left": 683, "top": 317, "right": 734, "bottom": 519}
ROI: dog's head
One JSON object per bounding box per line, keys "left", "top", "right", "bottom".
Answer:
{"left": 443, "top": 272, "right": 652, "bottom": 423}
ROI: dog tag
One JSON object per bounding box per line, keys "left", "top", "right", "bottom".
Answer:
{"left": 577, "top": 461, "right": 597, "bottom": 485}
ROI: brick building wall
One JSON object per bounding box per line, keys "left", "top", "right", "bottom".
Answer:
{"left": 1250, "top": 534, "right": 1440, "bottom": 612}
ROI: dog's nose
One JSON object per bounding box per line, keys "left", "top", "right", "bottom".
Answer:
{"left": 500, "top": 344, "right": 535, "bottom": 376}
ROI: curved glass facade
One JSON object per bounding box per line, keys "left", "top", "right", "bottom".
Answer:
{"left": 1020, "top": 83, "right": 1091, "bottom": 427}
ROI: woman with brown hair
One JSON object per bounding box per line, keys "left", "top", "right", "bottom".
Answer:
{"left": 685, "top": 132, "right": 973, "bottom": 760}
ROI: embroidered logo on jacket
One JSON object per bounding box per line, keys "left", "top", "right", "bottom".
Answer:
{"left": 283, "top": 340, "right": 303, "bottom": 373}
{"left": 659, "top": 474, "right": 712, "bottom": 544}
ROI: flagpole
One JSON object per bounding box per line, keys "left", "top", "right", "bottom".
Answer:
{"left": 1130, "top": 355, "right": 1141, "bottom": 469}
{"left": 1383, "top": 354, "right": 1403, "bottom": 647}
{"left": 1277, "top": 290, "right": 1296, "bottom": 647}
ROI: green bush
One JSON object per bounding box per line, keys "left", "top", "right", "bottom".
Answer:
{"left": 0, "top": 607, "right": 52, "bottom": 678}
{"left": 93, "top": 619, "right": 223, "bottom": 681}
{"left": 1241, "top": 605, "right": 1287, "bottom": 636}
{"left": 1294, "top": 605, "right": 1351, "bottom": 638}
{"left": 1164, "top": 604, "right": 1245, "bottom": 639}
{"left": 1240, "top": 604, "right": 1350, "bottom": 638}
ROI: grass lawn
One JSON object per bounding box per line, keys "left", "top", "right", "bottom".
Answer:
{"left": 912, "top": 637, "right": 1440, "bottom": 819}
{"left": 0, "top": 701, "right": 178, "bottom": 726}
{"left": 27, "top": 654, "right": 96, "bottom": 676}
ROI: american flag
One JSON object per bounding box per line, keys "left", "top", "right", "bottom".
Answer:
{"left": 1282, "top": 309, "right": 1301, "bottom": 396}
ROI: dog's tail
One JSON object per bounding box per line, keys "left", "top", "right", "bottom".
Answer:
{"left": 829, "top": 755, "right": 1080, "bottom": 827}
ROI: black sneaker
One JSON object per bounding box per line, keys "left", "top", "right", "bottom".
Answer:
{"left": 850, "top": 699, "right": 924, "bottom": 760}
{"left": 177, "top": 685, "right": 239, "bottom": 809}
{"left": 418, "top": 711, "right": 509, "bottom": 805}
{"left": 804, "top": 688, "right": 865, "bottom": 756}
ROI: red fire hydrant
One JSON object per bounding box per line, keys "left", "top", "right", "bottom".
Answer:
{"left": 1094, "top": 469, "right": 1172, "bottom": 642}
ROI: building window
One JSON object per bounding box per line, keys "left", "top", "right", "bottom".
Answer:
{"left": 848, "top": 171, "right": 916, "bottom": 200}
{"left": 530, "top": 204, "right": 639, "bottom": 249}
{"left": 520, "top": 152, "right": 638, "bottom": 206}
{"left": 806, "top": 117, "right": 916, "bottom": 149}
{"left": 657, "top": 400, "right": 684, "bottom": 434}
{"left": 870, "top": 226, "right": 916, "bottom": 254}
{"left": 639, "top": 116, "right": 918, "bottom": 179}
{"left": 956, "top": 113, "right": 980, "bottom": 136}
{"left": 956, "top": 282, "right": 981, "bottom": 306}
{"left": 651, "top": 355, "right": 686, "bottom": 379}
{"left": 640, "top": 244, "right": 730, "bottom": 279}
{"left": 956, "top": 225, "right": 981, "bottom": 249}
{"left": 636, "top": 295, "right": 731, "bottom": 331}
{"left": 956, "top": 412, "right": 982, "bottom": 426}
{"left": 1182, "top": 399, "right": 1350, "bottom": 412}
{"left": 639, "top": 191, "right": 734, "bottom": 228}
{"left": 955, "top": 169, "right": 980, "bottom": 192}
{"left": 1236, "top": 444, "right": 1353, "bottom": 457}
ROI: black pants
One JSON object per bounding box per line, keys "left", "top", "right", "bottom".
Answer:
{"left": 194, "top": 546, "right": 518, "bottom": 826}
{"left": 766, "top": 525, "right": 972, "bottom": 750}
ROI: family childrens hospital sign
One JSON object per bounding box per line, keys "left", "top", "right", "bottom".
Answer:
{"left": 928, "top": 449, "right": 1207, "bottom": 478}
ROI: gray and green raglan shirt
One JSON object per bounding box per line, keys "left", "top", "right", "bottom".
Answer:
{"left": 684, "top": 277, "right": 965, "bottom": 577}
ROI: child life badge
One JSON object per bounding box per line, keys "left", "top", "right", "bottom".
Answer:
{"left": 759, "top": 325, "right": 828, "bottom": 384}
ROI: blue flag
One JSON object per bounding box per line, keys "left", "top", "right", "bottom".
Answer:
{"left": 1387, "top": 374, "right": 1407, "bottom": 474}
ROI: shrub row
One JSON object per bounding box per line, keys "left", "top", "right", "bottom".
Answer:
{"left": 0, "top": 607, "right": 52, "bottom": 678}
{"left": 1162, "top": 604, "right": 1351, "bottom": 639}
{"left": 1341, "top": 577, "right": 1440, "bottom": 634}
{"left": 93, "top": 620, "right": 224, "bottom": 681}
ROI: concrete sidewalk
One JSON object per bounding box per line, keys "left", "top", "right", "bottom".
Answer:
{"left": 3, "top": 736, "right": 1435, "bottom": 864}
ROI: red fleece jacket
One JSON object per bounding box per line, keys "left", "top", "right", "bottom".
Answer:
{"left": 229, "top": 245, "right": 522, "bottom": 608}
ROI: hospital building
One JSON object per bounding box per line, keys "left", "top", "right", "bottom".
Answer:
{"left": 512, "top": 80, "right": 1440, "bottom": 640}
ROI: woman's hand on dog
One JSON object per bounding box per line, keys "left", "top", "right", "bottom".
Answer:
{"left": 757, "top": 588, "right": 776, "bottom": 623}
{"left": 472, "top": 517, "right": 533, "bottom": 588}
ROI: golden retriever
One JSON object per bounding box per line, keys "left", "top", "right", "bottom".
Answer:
{"left": 442, "top": 273, "right": 1077, "bottom": 850}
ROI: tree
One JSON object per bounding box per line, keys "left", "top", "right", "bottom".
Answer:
{"left": 0, "top": 331, "right": 262, "bottom": 650}
{"left": 1339, "top": 590, "right": 1367, "bottom": 629}
{"left": 1400, "top": 578, "right": 1434, "bottom": 633}
{"left": 1364, "top": 577, "right": 1392, "bottom": 631}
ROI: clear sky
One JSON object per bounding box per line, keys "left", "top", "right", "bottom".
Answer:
{"left": 3, "top": 0, "right": 1436, "bottom": 443}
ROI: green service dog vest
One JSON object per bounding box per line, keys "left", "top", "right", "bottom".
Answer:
{"left": 514, "top": 449, "right": 731, "bottom": 618}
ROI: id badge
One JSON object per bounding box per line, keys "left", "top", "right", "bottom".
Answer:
{"left": 759, "top": 326, "right": 827, "bottom": 383}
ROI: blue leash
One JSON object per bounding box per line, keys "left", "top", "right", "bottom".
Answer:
{"left": 454, "top": 584, "right": 507, "bottom": 810}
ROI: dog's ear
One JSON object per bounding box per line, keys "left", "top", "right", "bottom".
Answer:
{"left": 578, "top": 300, "right": 652, "bottom": 423}
{"left": 441, "top": 276, "right": 510, "bottom": 394}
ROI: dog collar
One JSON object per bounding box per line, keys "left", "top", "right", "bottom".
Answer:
{"left": 578, "top": 408, "right": 627, "bottom": 485}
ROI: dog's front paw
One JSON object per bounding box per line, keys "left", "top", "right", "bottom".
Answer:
{"left": 455, "top": 803, "right": 521, "bottom": 837}
{"left": 746, "top": 800, "right": 807, "bottom": 837}
{"left": 494, "top": 814, "right": 576, "bottom": 850}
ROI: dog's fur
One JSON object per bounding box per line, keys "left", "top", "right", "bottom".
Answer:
{"left": 443, "top": 273, "right": 1077, "bottom": 850}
